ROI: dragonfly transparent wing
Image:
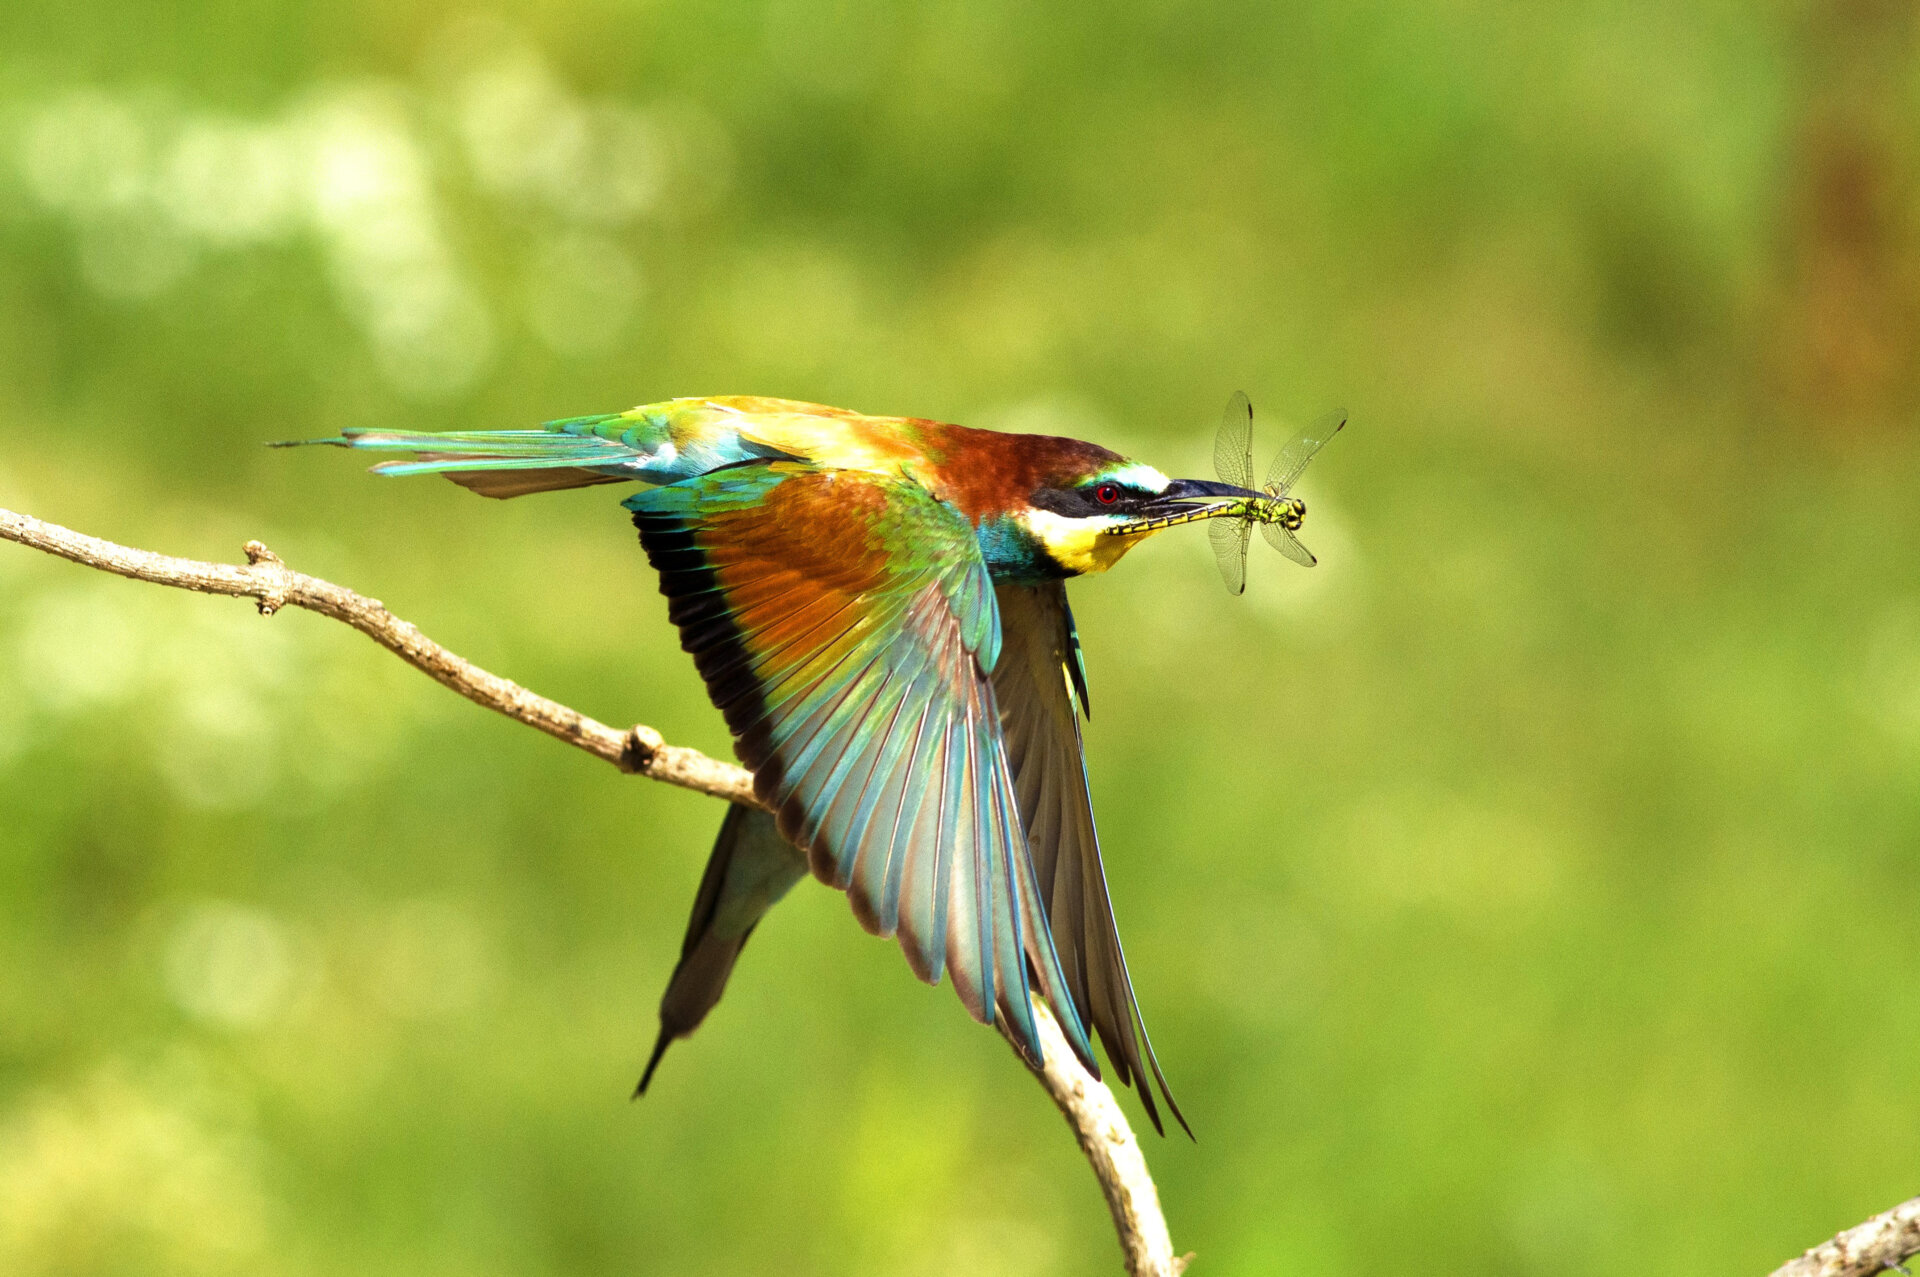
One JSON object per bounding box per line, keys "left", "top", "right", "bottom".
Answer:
{"left": 1260, "top": 519, "right": 1316, "bottom": 567}
{"left": 1210, "top": 513, "right": 1251, "bottom": 594}
{"left": 1266, "top": 407, "right": 1347, "bottom": 496}
{"left": 1215, "top": 391, "right": 1254, "bottom": 490}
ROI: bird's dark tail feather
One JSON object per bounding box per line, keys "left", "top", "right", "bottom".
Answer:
{"left": 634, "top": 803, "right": 807, "bottom": 1096}
{"left": 637, "top": 1028, "right": 675, "bottom": 1096}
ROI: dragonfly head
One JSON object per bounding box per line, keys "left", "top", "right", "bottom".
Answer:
{"left": 1270, "top": 495, "right": 1306, "bottom": 532}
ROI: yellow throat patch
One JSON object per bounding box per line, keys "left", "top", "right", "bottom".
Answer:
{"left": 1021, "top": 509, "right": 1153, "bottom": 576}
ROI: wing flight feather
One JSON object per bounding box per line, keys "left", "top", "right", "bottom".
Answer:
{"left": 992, "top": 582, "right": 1189, "bottom": 1135}
{"left": 625, "top": 465, "right": 1094, "bottom": 1069}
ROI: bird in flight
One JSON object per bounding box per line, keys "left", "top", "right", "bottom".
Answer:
{"left": 293, "top": 394, "right": 1335, "bottom": 1136}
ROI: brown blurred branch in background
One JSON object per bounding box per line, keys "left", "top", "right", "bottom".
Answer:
{"left": 1773, "top": 0, "right": 1920, "bottom": 422}
{"left": 1768, "top": 1195, "right": 1920, "bottom": 1277}
{"left": 0, "top": 503, "right": 1187, "bottom": 1277}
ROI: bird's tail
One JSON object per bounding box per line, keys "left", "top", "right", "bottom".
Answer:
{"left": 637, "top": 802, "right": 808, "bottom": 1095}
{"left": 272, "top": 413, "right": 655, "bottom": 499}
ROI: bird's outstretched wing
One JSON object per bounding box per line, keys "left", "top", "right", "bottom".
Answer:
{"left": 992, "top": 583, "right": 1189, "bottom": 1136}
{"left": 625, "top": 464, "right": 1095, "bottom": 1070}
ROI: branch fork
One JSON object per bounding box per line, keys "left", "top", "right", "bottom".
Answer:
{"left": 242, "top": 540, "right": 294, "bottom": 614}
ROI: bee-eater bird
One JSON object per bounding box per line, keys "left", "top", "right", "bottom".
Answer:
{"left": 299, "top": 395, "right": 1308, "bottom": 1137}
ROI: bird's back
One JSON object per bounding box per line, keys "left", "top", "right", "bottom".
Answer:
{"left": 686, "top": 398, "right": 1130, "bottom": 521}
{"left": 316, "top": 394, "right": 1127, "bottom": 518}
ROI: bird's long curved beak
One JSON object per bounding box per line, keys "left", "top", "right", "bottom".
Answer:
{"left": 1161, "top": 478, "right": 1270, "bottom": 505}
{"left": 1106, "top": 478, "right": 1270, "bottom": 535}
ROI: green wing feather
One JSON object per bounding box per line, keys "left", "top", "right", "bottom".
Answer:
{"left": 276, "top": 415, "right": 660, "bottom": 496}
{"left": 993, "top": 583, "right": 1189, "bottom": 1136}
{"left": 624, "top": 464, "right": 1094, "bottom": 1070}
{"left": 274, "top": 404, "right": 804, "bottom": 498}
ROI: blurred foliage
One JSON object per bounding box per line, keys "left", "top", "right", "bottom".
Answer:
{"left": 2, "top": 1, "right": 1919, "bottom": 1274}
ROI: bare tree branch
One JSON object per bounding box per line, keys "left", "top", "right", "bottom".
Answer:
{"left": 21, "top": 501, "right": 1908, "bottom": 1277}
{"left": 0, "top": 504, "right": 1184, "bottom": 1277}
{"left": 0, "top": 506, "right": 752, "bottom": 802}
{"left": 1013, "top": 1001, "right": 1190, "bottom": 1277}
{"left": 1770, "top": 1197, "right": 1920, "bottom": 1277}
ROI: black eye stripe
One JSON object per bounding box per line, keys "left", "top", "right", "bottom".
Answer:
{"left": 1028, "top": 483, "right": 1146, "bottom": 517}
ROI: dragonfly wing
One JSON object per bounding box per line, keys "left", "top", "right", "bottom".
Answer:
{"left": 1260, "top": 518, "right": 1317, "bottom": 567}
{"left": 625, "top": 464, "right": 1094, "bottom": 1071}
{"left": 992, "top": 582, "right": 1188, "bottom": 1136}
{"left": 1215, "top": 391, "right": 1254, "bottom": 491}
{"left": 1210, "top": 515, "right": 1250, "bottom": 595}
{"left": 1266, "top": 407, "right": 1348, "bottom": 496}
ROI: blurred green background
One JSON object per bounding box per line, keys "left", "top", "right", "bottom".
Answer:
{"left": 2, "top": 2, "right": 1919, "bottom": 1273}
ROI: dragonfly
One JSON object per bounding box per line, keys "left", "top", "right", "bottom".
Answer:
{"left": 1208, "top": 391, "right": 1346, "bottom": 594}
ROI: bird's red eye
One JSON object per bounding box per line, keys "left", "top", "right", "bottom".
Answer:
{"left": 1094, "top": 483, "right": 1121, "bottom": 505}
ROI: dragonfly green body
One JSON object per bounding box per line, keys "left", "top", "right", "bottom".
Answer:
{"left": 1222, "top": 492, "right": 1306, "bottom": 534}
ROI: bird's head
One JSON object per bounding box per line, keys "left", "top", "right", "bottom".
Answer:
{"left": 959, "top": 440, "right": 1273, "bottom": 580}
